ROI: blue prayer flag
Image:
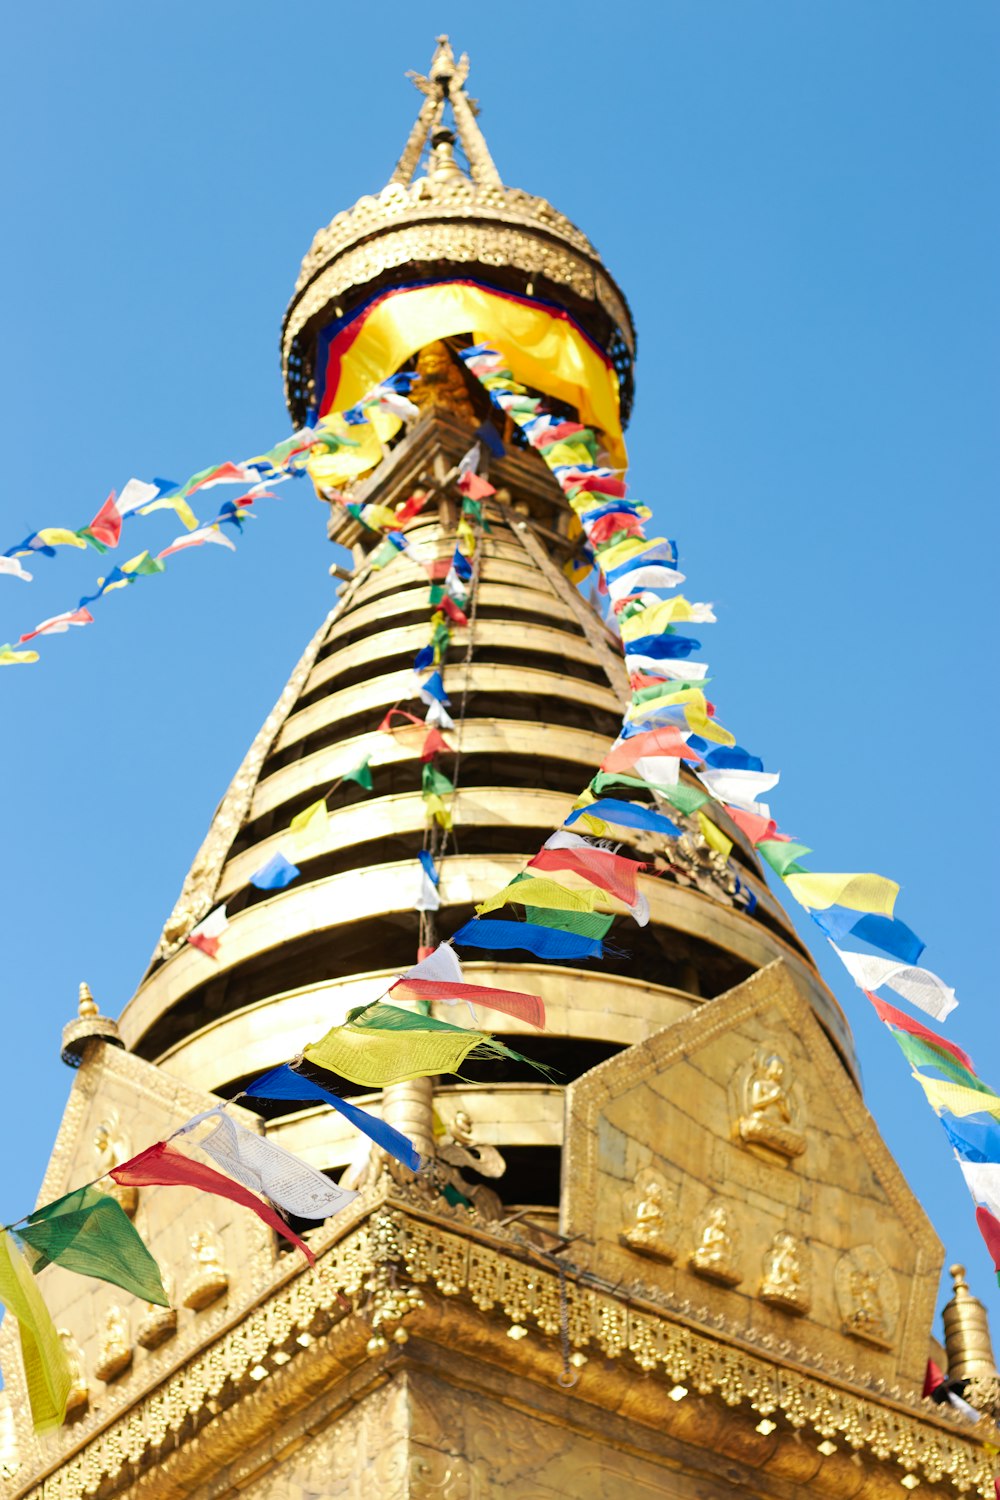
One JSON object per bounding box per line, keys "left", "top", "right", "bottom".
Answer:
{"left": 244, "top": 1064, "right": 421, "bottom": 1171}
{"left": 418, "top": 850, "right": 439, "bottom": 885}
{"left": 565, "top": 797, "right": 680, "bottom": 838}
{"left": 250, "top": 851, "right": 301, "bottom": 891}
{"left": 940, "top": 1115, "right": 1000, "bottom": 1165}
{"left": 413, "top": 645, "right": 434, "bottom": 672}
{"left": 703, "top": 745, "right": 764, "bottom": 772}
{"left": 451, "top": 918, "right": 603, "bottom": 961}
{"left": 809, "top": 908, "right": 926, "bottom": 965}
{"left": 625, "top": 632, "right": 702, "bottom": 660}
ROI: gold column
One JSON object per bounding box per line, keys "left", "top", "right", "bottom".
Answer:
{"left": 381, "top": 1078, "right": 436, "bottom": 1164}
{"left": 942, "top": 1263, "right": 998, "bottom": 1382}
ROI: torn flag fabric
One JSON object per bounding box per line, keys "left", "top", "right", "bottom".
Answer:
{"left": 110, "top": 1141, "right": 315, "bottom": 1262}
{"left": 832, "top": 947, "right": 956, "bottom": 1021}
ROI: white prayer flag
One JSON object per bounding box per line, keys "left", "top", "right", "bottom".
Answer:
{"left": 184, "top": 1109, "right": 358, "bottom": 1221}
{"left": 831, "top": 945, "right": 958, "bottom": 1021}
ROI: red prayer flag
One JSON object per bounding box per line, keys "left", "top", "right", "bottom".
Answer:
{"left": 187, "top": 933, "right": 220, "bottom": 959}
{"left": 379, "top": 708, "right": 425, "bottom": 734}
{"left": 923, "top": 1358, "right": 947, "bottom": 1399}
{"left": 587, "top": 513, "right": 644, "bottom": 544}
{"left": 457, "top": 472, "right": 495, "bottom": 501}
{"left": 602, "top": 726, "right": 701, "bottom": 771}
{"left": 976, "top": 1206, "right": 1000, "bottom": 1273}
{"left": 865, "top": 992, "right": 975, "bottom": 1073}
{"left": 724, "top": 806, "right": 778, "bottom": 844}
{"left": 567, "top": 475, "right": 627, "bottom": 498}
{"left": 438, "top": 596, "right": 468, "bottom": 626}
{"left": 390, "top": 979, "right": 545, "bottom": 1029}
{"left": 395, "top": 490, "right": 429, "bottom": 524}
{"left": 529, "top": 846, "right": 646, "bottom": 907}
{"left": 188, "top": 462, "right": 248, "bottom": 495}
{"left": 629, "top": 672, "right": 670, "bottom": 691}
{"left": 420, "top": 728, "right": 452, "bottom": 761}
{"left": 111, "top": 1141, "right": 315, "bottom": 1264}
{"left": 87, "top": 492, "right": 122, "bottom": 548}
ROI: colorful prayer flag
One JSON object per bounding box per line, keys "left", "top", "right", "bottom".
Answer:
{"left": 244, "top": 1064, "right": 421, "bottom": 1172}
{"left": 250, "top": 851, "right": 300, "bottom": 891}
{"left": 16, "top": 1186, "right": 168, "bottom": 1306}
{"left": 0, "top": 1232, "right": 72, "bottom": 1432}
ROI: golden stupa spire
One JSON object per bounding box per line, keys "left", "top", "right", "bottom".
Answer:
{"left": 391, "top": 36, "right": 502, "bottom": 189}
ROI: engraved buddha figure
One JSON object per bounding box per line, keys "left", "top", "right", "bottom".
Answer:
{"left": 760, "top": 1232, "right": 810, "bottom": 1314}
{"left": 182, "top": 1229, "right": 229, "bottom": 1311}
{"left": 137, "top": 1270, "right": 178, "bottom": 1351}
{"left": 94, "top": 1305, "right": 132, "bottom": 1383}
{"left": 57, "top": 1330, "right": 88, "bottom": 1415}
{"left": 689, "top": 1203, "right": 741, "bottom": 1286}
{"left": 93, "top": 1112, "right": 138, "bottom": 1217}
{"left": 738, "top": 1053, "right": 806, "bottom": 1160}
{"left": 621, "top": 1177, "right": 675, "bottom": 1262}
{"left": 846, "top": 1265, "right": 889, "bottom": 1343}
{"left": 410, "top": 340, "right": 478, "bottom": 426}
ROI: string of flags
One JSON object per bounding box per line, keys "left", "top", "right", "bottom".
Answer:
{"left": 455, "top": 341, "right": 1000, "bottom": 1283}
{"left": 0, "top": 377, "right": 423, "bottom": 668}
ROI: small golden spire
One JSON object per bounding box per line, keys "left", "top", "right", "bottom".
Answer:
{"left": 78, "top": 981, "right": 99, "bottom": 1019}
{"left": 942, "top": 1263, "right": 999, "bottom": 1383}
{"left": 61, "top": 981, "right": 125, "bottom": 1069}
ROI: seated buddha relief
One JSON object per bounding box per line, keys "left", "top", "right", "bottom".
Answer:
{"left": 737, "top": 1051, "right": 806, "bottom": 1161}
{"left": 619, "top": 1169, "right": 676, "bottom": 1263}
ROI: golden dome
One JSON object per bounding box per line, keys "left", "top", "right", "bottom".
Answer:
{"left": 281, "top": 36, "right": 636, "bottom": 429}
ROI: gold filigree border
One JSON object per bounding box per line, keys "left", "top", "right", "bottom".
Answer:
{"left": 9, "top": 1203, "right": 995, "bottom": 1500}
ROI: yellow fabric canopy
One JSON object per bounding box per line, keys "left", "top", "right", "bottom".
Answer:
{"left": 320, "top": 283, "right": 626, "bottom": 467}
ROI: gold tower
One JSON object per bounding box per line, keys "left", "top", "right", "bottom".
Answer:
{"left": 3, "top": 38, "right": 996, "bottom": 1500}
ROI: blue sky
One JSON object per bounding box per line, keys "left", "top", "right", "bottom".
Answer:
{"left": 1, "top": 3, "right": 997, "bottom": 1328}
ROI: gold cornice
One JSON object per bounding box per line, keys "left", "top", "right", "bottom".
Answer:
{"left": 9, "top": 1199, "right": 994, "bottom": 1500}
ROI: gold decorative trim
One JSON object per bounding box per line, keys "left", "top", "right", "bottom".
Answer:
{"left": 10, "top": 1201, "right": 993, "bottom": 1499}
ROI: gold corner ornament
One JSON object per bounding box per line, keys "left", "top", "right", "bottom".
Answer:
{"left": 11, "top": 1202, "right": 997, "bottom": 1499}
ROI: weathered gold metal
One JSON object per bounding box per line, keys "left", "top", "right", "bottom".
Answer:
{"left": 943, "top": 1264, "right": 999, "bottom": 1384}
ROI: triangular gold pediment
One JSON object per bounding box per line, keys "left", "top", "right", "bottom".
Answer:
{"left": 562, "top": 959, "right": 942, "bottom": 1392}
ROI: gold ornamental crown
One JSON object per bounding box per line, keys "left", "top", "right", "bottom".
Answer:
{"left": 282, "top": 36, "right": 636, "bottom": 427}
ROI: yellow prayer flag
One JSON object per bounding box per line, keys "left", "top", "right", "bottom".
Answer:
{"left": 543, "top": 441, "right": 594, "bottom": 467}
{"left": 304, "top": 1023, "right": 485, "bottom": 1088}
{"left": 35, "top": 528, "right": 86, "bottom": 550}
{"left": 456, "top": 518, "right": 476, "bottom": 557}
{"left": 289, "top": 799, "right": 329, "bottom": 851}
{"left": 577, "top": 813, "right": 611, "bottom": 836}
{"left": 698, "top": 812, "right": 733, "bottom": 860}
{"left": 423, "top": 793, "right": 452, "bottom": 831}
{"left": 783, "top": 871, "right": 899, "bottom": 917}
{"left": 139, "top": 496, "right": 199, "bottom": 531}
{"left": 478, "top": 877, "right": 604, "bottom": 917}
{"left": 619, "top": 598, "right": 704, "bottom": 641}
{"left": 683, "top": 705, "right": 736, "bottom": 746}
{"left": 0, "top": 1232, "right": 72, "bottom": 1432}
{"left": 911, "top": 1071, "right": 1000, "bottom": 1123}
{"left": 0, "top": 645, "right": 39, "bottom": 666}
{"left": 596, "top": 536, "right": 649, "bottom": 573}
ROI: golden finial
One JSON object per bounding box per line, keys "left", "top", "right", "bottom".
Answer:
{"left": 942, "top": 1262, "right": 998, "bottom": 1383}
{"left": 61, "top": 981, "right": 125, "bottom": 1069}
{"left": 78, "top": 981, "right": 99, "bottom": 1019}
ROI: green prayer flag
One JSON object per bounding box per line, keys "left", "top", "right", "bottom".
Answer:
{"left": 523, "top": 907, "right": 615, "bottom": 938}
{"left": 657, "top": 782, "right": 713, "bottom": 816}
{"left": 422, "top": 763, "right": 454, "bottom": 797}
{"left": 888, "top": 1030, "right": 986, "bottom": 1091}
{"left": 461, "top": 498, "right": 483, "bottom": 520}
{"left": 428, "top": 584, "right": 446, "bottom": 606}
{"left": 343, "top": 755, "right": 373, "bottom": 791}
{"left": 16, "top": 1186, "right": 169, "bottom": 1307}
{"left": 758, "top": 840, "right": 811, "bottom": 877}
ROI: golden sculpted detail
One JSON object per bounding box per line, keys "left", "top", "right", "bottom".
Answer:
{"left": 835, "top": 1245, "right": 898, "bottom": 1349}
{"left": 182, "top": 1230, "right": 229, "bottom": 1311}
{"left": 56, "top": 1331, "right": 88, "bottom": 1417}
{"left": 759, "top": 1232, "right": 810, "bottom": 1315}
{"left": 689, "top": 1201, "right": 741, "bottom": 1286}
{"left": 137, "top": 1270, "right": 178, "bottom": 1351}
{"left": 92, "top": 1111, "right": 138, "bottom": 1217}
{"left": 619, "top": 1169, "right": 676, "bottom": 1262}
{"left": 94, "top": 1305, "right": 132, "bottom": 1383}
{"left": 737, "top": 1051, "right": 806, "bottom": 1161}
